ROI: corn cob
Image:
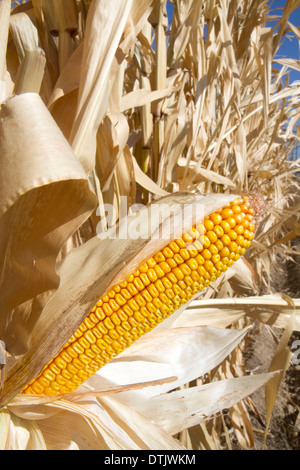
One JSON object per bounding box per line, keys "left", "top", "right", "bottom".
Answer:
{"left": 22, "top": 196, "right": 256, "bottom": 396}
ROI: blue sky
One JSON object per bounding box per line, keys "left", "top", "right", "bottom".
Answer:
{"left": 268, "top": 0, "right": 300, "bottom": 84}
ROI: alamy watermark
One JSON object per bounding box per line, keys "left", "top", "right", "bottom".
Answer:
{"left": 95, "top": 196, "right": 206, "bottom": 243}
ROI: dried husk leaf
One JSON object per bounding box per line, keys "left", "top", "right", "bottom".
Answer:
{"left": 226, "top": 257, "right": 258, "bottom": 295}
{"left": 1, "top": 0, "right": 300, "bottom": 451}
{"left": 9, "top": 10, "right": 39, "bottom": 61}
{"left": 14, "top": 48, "right": 46, "bottom": 94}
{"left": 9, "top": 398, "right": 128, "bottom": 450}
{"left": 133, "top": 371, "right": 280, "bottom": 435}
{"left": 168, "top": 294, "right": 300, "bottom": 330}
{"left": 87, "top": 324, "right": 252, "bottom": 404}
{"left": 177, "top": 158, "right": 235, "bottom": 187}
{"left": 132, "top": 155, "right": 169, "bottom": 197}
{"left": 0, "top": 92, "right": 96, "bottom": 376}
{"left": 8, "top": 413, "right": 32, "bottom": 449}
{"left": 8, "top": 391, "right": 185, "bottom": 450}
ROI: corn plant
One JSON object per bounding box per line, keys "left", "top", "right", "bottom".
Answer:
{"left": 0, "top": 0, "right": 299, "bottom": 450}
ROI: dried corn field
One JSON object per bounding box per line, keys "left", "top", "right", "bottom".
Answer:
{"left": 0, "top": 0, "right": 300, "bottom": 451}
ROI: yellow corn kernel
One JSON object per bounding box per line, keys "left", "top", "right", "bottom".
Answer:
{"left": 108, "top": 298, "right": 120, "bottom": 312}
{"left": 169, "top": 241, "right": 180, "bottom": 253}
{"left": 133, "top": 277, "right": 145, "bottom": 291}
{"left": 202, "top": 249, "right": 212, "bottom": 260}
{"left": 126, "top": 283, "right": 138, "bottom": 297}
{"left": 208, "top": 244, "right": 219, "bottom": 256}
{"left": 134, "top": 293, "right": 146, "bottom": 307}
{"left": 172, "top": 267, "right": 185, "bottom": 281}
{"left": 206, "top": 230, "right": 218, "bottom": 243}
{"left": 213, "top": 225, "right": 224, "bottom": 238}
{"left": 173, "top": 253, "right": 184, "bottom": 265}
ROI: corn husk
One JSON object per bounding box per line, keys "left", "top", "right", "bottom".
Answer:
{"left": 0, "top": 93, "right": 96, "bottom": 358}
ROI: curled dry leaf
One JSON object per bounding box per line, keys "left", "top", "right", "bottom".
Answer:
{"left": 0, "top": 93, "right": 97, "bottom": 359}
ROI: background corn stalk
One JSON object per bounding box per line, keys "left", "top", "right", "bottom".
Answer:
{"left": 0, "top": 0, "right": 299, "bottom": 450}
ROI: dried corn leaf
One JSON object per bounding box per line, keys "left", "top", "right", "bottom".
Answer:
{"left": 133, "top": 371, "right": 280, "bottom": 436}
{"left": 0, "top": 0, "right": 10, "bottom": 78}
{"left": 132, "top": 155, "right": 169, "bottom": 197}
{"left": 168, "top": 295, "right": 300, "bottom": 331}
{"left": 70, "top": 0, "right": 157, "bottom": 174}
{"left": 9, "top": 397, "right": 130, "bottom": 450}
{"left": 9, "top": 10, "right": 39, "bottom": 61}
{"left": 14, "top": 48, "right": 46, "bottom": 94}
{"left": 177, "top": 158, "right": 235, "bottom": 187}
{"left": 98, "top": 396, "right": 185, "bottom": 450}
{"left": 8, "top": 391, "right": 185, "bottom": 450}
{"left": 1, "top": 0, "right": 300, "bottom": 451}
{"left": 88, "top": 324, "right": 252, "bottom": 405}
{"left": 120, "top": 85, "right": 180, "bottom": 113}
{"left": 0, "top": 93, "right": 96, "bottom": 360}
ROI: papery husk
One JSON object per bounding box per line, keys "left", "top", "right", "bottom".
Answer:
{"left": 86, "top": 324, "right": 253, "bottom": 404}
{"left": 13, "top": 48, "right": 46, "bottom": 94}
{"left": 0, "top": 192, "right": 237, "bottom": 407}
{"left": 158, "top": 294, "right": 300, "bottom": 331}
{"left": 0, "top": 92, "right": 97, "bottom": 402}
{"left": 6, "top": 390, "right": 185, "bottom": 450}
{"left": 131, "top": 371, "right": 281, "bottom": 436}
{"left": 9, "top": 10, "right": 40, "bottom": 61}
